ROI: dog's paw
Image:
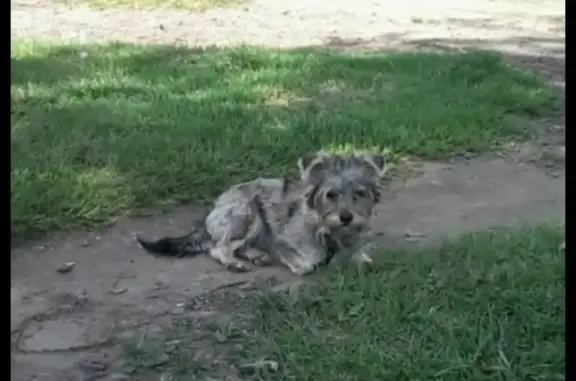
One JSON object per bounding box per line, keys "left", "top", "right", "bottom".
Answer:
{"left": 290, "top": 264, "right": 319, "bottom": 276}
{"left": 226, "top": 261, "right": 251, "bottom": 273}
{"left": 350, "top": 252, "right": 374, "bottom": 268}
{"left": 251, "top": 255, "right": 275, "bottom": 267}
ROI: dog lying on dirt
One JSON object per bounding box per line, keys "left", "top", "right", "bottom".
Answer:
{"left": 137, "top": 151, "right": 387, "bottom": 276}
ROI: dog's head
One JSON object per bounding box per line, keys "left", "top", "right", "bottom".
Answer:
{"left": 298, "top": 152, "right": 387, "bottom": 231}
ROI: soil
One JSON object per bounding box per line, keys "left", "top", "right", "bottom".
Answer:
{"left": 11, "top": 0, "right": 564, "bottom": 380}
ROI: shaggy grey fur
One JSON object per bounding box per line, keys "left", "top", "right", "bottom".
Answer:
{"left": 137, "top": 152, "right": 387, "bottom": 276}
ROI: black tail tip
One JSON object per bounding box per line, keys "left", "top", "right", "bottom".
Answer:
{"left": 136, "top": 235, "right": 167, "bottom": 254}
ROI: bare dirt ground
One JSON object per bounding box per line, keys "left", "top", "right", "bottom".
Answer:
{"left": 11, "top": 0, "right": 565, "bottom": 380}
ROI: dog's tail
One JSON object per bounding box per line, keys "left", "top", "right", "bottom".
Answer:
{"left": 136, "top": 221, "right": 212, "bottom": 258}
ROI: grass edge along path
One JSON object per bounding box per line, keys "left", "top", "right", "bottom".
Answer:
{"left": 11, "top": 41, "right": 559, "bottom": 241}
{"left": 122, "top": 223, "right": 565, "bottom": 381}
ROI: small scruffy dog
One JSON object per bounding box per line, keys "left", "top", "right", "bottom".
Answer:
{"left": 137, "top": 151, "right": 387, "bottom": 276}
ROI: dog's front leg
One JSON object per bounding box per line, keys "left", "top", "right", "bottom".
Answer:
{"left": 338, "top": 235, "right": 376, "bottom": 268}
{"left": 273, "top": 240, "right": 326, "bottom": 276}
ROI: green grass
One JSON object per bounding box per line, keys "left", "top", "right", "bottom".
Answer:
{"left": 11, "top": 41, "right": 557, "bottom": 240}
{"left": 58, "top": 0, "right": 244, "bottom": 11}
{"left": 122, "top": 224, "right": 565, "bottom": 381}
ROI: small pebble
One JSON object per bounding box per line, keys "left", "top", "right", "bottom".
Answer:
{"left": 56, "top": 262, "right": 76, "bottom": 274}
{"left": 110, "top": 287, "right": 128, "bottom": 295}
{"left": 404, "top": 229, "right": 426, "bottom": 238}
{"left": 171, "top": 303, "right": 186, "bottom": 315}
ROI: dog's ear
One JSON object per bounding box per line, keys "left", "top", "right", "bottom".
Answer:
{"left": 298, "top": 151, "right": 330, "bottom": 184}
{"left": 359, "top": 154, "right": 387, "bottom": 179}
{"left": 305, "top": 184, "right": 320, "bottom": 209}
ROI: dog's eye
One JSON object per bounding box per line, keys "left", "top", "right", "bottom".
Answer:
{"left": 326, "top": 191, "right": 339, "bottom": 200}
{"left": 354, "top": 190, "right": 367, "bottom": 199}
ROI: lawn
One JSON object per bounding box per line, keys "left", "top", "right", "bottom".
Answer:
{"left": 11, "top": 41, "right": 557, "bottom": 240}
{"left": 122, "top": 224, "right": 565, "bottom": 381}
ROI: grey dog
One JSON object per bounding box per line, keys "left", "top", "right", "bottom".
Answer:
{"left": 137, "top": 151, "right": 387, "bottom": 276}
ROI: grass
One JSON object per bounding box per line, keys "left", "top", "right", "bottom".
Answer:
{"left": 59, "top": 0, "right": 244, "bottom": 11}
{"left": 122, "top": 224, "right": 565, "bottom": 381}
{"left": 11, "top": 41, "right": 557, "bottom": 240}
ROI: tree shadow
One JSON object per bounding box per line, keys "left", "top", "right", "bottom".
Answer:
{"left": 313, "top": 23, "right": 566, "bottom": 171}
{"left": 317, "top": 16, "right": 565, "bottom": 90}
{"left": 10, "top": 41, "right": 560, "bottom": 240}
{"left": 406, "top": 36, "right": 564, "bottom": 88}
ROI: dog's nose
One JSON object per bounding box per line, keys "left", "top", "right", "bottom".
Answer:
{"left": 339, "top": 210, "right": 354, "bottom": 225}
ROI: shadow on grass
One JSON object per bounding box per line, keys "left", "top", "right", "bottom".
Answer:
{"left": 319, "top": 28, "right": 566, "bottom": 147}
{"left": 11, "top": 41, "right": 559, "bottom": 240}
{"left": 321, "top": 31, "right": 565, "bottom": 88}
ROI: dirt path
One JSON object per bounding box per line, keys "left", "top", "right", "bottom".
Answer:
{"left": 11, "top": 1, "right": 564, "bottom": 380}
